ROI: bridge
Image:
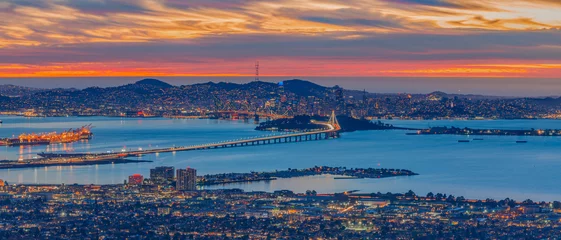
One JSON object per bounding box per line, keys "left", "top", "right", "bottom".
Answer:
{"left": 38, "top": 111, "right": 341, "bottom": 160}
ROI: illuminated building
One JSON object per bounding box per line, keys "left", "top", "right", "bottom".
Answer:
{"left": 158, "top": 207, "right": 171, "bottom": 216}
{"left": 128, "top": 174, "right": 144, "bottom": 185}
{"left": 176, "top": 168, "right": 197, "bottom": 191}
{"left": 150, "top": 166, "right": 175, "bottom": 183}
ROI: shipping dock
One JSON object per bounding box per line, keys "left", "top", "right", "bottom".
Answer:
{"left": 0, "top": 124, "right": 93, "bottom": 146}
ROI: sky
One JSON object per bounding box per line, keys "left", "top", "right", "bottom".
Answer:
{"left": 0, "top": 0, "right": 561, "bottom": 93}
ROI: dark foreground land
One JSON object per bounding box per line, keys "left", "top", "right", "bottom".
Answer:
{"left": 199, "top": 166, "right": 418, "bottom": 185}
{"left": 1, "top": 183, "right": 560, "bottom": 239}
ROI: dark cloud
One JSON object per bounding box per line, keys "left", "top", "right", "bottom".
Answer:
{"left": 301, "top": 17, "right": 404, "bottom": 29}
{"left": 386, "top": 0, "right": 502, "bottom": 11}
{"left": 391, "top": 0, "right": 459, "bottom": 8}
{"left": 63, "top": 0, "right": 147, "bottom": 14}
{"left": 2, "top": 30, "right": 561, "bottom": 65}
{"left": 0, "top": 0, "right": 559, "bottom": 72}
{"left": 164, "top": 0, "right": 250, "bottom": 9}
{"left": 5, "top": 0, "right": 49, "bottom": 8}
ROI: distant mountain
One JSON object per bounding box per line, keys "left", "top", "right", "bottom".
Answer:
{"left": 428, "top": 91, "right": 448, "bottom": 97}
{"left": 282, "top": 79, "right": 329, "bottom": 97}
{"left": 134, "top": 79, "right": 173, "bottom": 88}
{"left": 0, "top": 78, "right": 555, "bottom": 119}
{"left": 0, "top": 84, "right": 45, "bottom": 97}
{"left": 528, "top": 96, "right": 561, "bottom": 106}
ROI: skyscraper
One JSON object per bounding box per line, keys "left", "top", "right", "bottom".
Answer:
{"left": 176, "top": 168, "right": 197, "bottom": 191}
{"left": 150, "top": 166, "right": 175, "bottom": 183}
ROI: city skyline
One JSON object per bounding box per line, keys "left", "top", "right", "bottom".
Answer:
{"left": 2, "top": 1, "right": 561, "bottom": 238}
{"left": 0, "top": 0, "right": 560, "bottom": 83}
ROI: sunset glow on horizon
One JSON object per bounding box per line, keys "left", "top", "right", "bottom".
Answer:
{"left": 1, "top": 0, "right": 561, "bottom": 78}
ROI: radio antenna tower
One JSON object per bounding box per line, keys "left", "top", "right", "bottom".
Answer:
{"left": 255, "top": 61, "right": 259, "bottom": 81}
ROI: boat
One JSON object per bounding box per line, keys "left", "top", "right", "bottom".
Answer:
{"left": 516, "top": 140, "right": 528, "bottom": 143}
{"left": 458, "top": 140, "right": 470, "bottom": 143}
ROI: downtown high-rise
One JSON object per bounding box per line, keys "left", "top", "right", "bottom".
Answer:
{"left": 176, "top": 168, "right": 196, "bottom": 191}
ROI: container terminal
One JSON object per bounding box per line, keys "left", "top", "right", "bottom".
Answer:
{"left": 0, "top": 124, "right": 93, "bottom": 146}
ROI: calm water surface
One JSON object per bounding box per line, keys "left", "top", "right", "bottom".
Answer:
{"left": 1, "top": 116, "right": 561, "bottom": 201}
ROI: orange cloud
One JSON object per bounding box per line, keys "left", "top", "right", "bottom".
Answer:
{"left": 0, "top": 0, "right": 560, "bottom": 78}
{"left": 3, "top": 60, "right": 561, "bottom": 78}
{"left": 1, "top": 0, "right": 560, "bottom": 48}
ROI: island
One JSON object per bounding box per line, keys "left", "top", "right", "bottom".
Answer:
{"left": 408, "top": 126, "right": 561, "bottom": 137}
{"left": 256, "top": 115, "right": 418, "bottom": 132}
{"left": 257, "top": 115, "right": 561, "bottom": 138}
{"left": 198, "top": 166, "right": 418, "bottom": 185}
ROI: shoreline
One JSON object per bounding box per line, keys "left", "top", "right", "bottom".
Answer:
{"left": 2, "top": 114, "right": 561, "bottom": 121}
{"left": 408, "top": 126, "right": 561, "bottom": 137}
{"left": 0, "top": 159, "right": 152, "bottom": 169}
{"left": 198, "top": 167, "right": 418, "bottom": 186}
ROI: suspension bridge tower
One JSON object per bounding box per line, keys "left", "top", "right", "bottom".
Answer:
{"left": 328, "top": 110, "right": 341, "bottom": 138}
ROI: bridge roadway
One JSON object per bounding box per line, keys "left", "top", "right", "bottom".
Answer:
{"left": 42, "top": 122, "right": 341, "bottom": 160}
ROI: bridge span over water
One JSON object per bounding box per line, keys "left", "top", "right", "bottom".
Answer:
{"left": 39, "top": 112, "right": 341, "bottom": 160}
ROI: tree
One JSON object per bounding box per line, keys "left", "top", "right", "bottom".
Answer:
{"left": 426, "top": 192, "right": 434, "bottom": 199}
{"left": 446, "top": 195, "right": 456, "bottom": 202}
